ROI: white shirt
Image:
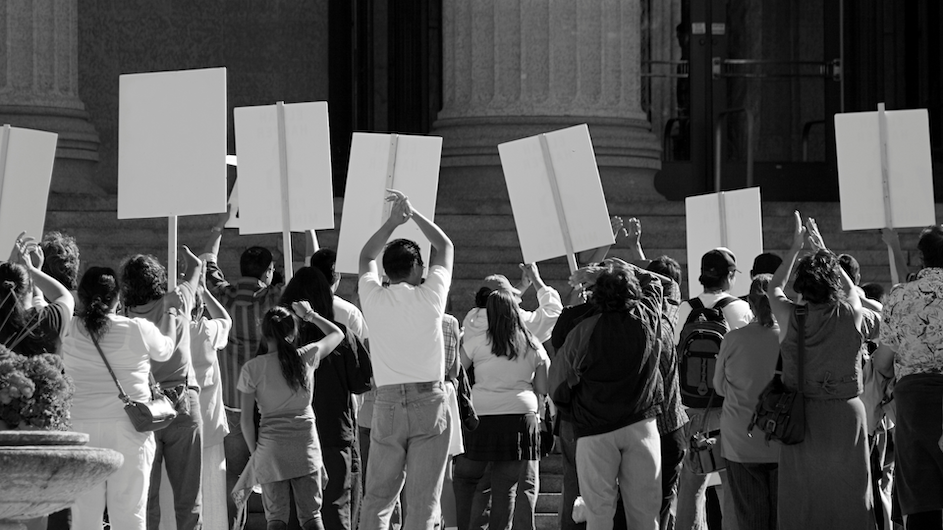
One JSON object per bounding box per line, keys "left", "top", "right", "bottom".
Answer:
{"left": 63, "top": 315, "right": 174, "bottom": 421}
{"left": 520, "top": 286, "right": 563, "bottom": 343}
{"left": 359, "top": 265, "right": 450, "bottom": 386}
{"left": 334, "top": 295, "right": 369, "bottom": 341}
{"left": 673, "top": 291, "right": 754, "bottom": 343}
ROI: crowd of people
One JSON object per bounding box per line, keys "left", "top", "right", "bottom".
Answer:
{"left": 2, "top": 194, "right": 943, "bottom": 530}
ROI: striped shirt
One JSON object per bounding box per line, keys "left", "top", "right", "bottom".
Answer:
{"left": 205, "top": 256, "right": 283, "bottom": 408}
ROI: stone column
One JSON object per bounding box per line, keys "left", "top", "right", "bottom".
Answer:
{"left": 434, "top": 0, "right": 662, "bottom": 203}
{"left": 0, "top": 0, "right": 101, "bottom": 195}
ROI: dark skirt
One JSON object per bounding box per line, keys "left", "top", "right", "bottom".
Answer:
{"left": 894, "top": 373, "right": 943, "bottom": 514}
{"left": 778, "top": 396, "right": 875, "bottom": 530}
{"left": 463, "top": 413, "right": 539, "bottom": 461}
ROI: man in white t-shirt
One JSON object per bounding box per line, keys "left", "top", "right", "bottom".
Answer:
{"left": 357, "top": 190, "right": 454, "bottom": 530}
{"left": 675, "top": 248, "right": 752, "bottom": 530}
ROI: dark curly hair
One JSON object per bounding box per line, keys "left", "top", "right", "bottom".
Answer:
{"left": 41, "top": 231, "right": 80, "bottom": 291}
{"left": 382, "top": 239, "right": 422, "bottom": 281}
{"left": 647, "top": 255, "right": 682, "bottom": 285}
{"left": 792, "top": 250, "right": 843, "bottom": 305}
{"left": 591, "top": 269, "right": 642, "bottom": 312}
{"left": 78, "top": 267, "right": 119, "bottom": 342}
{"left": 120, "top": 254, "right": 167, "bottom": 308}
{"left": 0, "top": 262, "right": 52, "bottom": 355}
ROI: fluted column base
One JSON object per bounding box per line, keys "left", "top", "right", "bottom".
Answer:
{"left": 0, "top": 105, "right": 104, "bottom": 196}
{"left": 434, "top": 115, "right": 663, "bottom": 210}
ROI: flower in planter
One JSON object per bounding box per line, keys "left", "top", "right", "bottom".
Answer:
{"left": 0, "top": 346, "right": 74, "bottom": 430}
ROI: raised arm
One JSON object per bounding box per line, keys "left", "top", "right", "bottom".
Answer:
{"left": 358, "top": 191, "right": 413, "bottom": 276}
{"left": 14, "top": 237, "right": 74, "bottom": 317}
{"left": 291, "top": 301, "right": 344, "bottom": 364}
{"left": 768, "top": 211, "right": 805, "bottom": 340}
{"left": 408, "top": 207, "right": 453, "bottom": 273}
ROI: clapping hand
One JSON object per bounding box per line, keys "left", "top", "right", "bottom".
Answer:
{"left": 805, "top": 217, "right": 827, "bottom": 252}
{"left": 791, "top": 211, "right": 807, "bottom": 250}
{"left": 385, "top": 189, "right": 413, "bottom": 226}
{"left": 9, "top": 232, "right": 43, "bottom": 271}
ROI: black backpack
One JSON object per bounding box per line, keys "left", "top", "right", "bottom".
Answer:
{"left": 678, "top": 296, "right": 737, "bottom": 408}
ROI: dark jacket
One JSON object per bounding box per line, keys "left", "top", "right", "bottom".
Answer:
{"left": 549, "top": 272, "right": 665, "bottom": 438}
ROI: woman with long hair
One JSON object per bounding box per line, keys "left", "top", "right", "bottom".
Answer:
{"left": 453, "top": 289, "right": 550, "bottom": 530}
{"left": 713, "top": 274, "right": 781, "bottom": 529}
{"left": 278, "top": 267, "right": 372, "bottom": 529}
{"left": 233, "top": 303, "right": 343, "bottom": 530}
{"left": 62, "top": 267, "right": 175, "bottom": 530}
{"left": 0, "top": 235, "right": 74, "bottom": 356}
{"left": 767, "top": 213, "right": 874, "bottom": 529}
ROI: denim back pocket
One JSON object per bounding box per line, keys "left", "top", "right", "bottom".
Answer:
{"left": 372, "top": 401, "right": 399, "bottom": 442}
{"left": 411, "top": 393, "right": 448, "bottom": 437}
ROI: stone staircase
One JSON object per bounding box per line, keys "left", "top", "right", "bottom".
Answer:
{"left": 537, "top": 454, "right": 565, "bottom": 530}
{"left": 44, "top": 194, "right": 931, "bottom": 310}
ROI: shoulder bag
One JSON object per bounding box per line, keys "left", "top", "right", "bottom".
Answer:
{"left": 748, "top": 304, "right": 807, "bottom": 445}
{"left": 91, "top": 334, "right": 177, "bottom": 432}
{"left": 688, "top": 391, "right": 726, "bottom": 474}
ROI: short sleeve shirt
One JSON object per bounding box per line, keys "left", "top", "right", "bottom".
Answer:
{"left": 358, "top": 265, "right": 451, "bottom": 386}
{"left": 881, "top": 267, "right": 943, "bottom": 380}
{"left": 237, "top": 352, "right": 319, "bottom": 416}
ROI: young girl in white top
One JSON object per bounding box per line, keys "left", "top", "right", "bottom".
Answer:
{"left": 232, "top": 303, "right": 343, "bottom": 530}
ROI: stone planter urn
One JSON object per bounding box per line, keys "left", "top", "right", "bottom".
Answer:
{"left": 0, "top": 430, "right": 123, "bottom": 530}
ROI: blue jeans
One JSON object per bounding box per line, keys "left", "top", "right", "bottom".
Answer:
{"left": 261, "top": 468, "right": 325, "bottom": 528}
{"left": 359, "top": 381, "right": 452, "bottom": 530}
{"left": 453, "top": 456, "right": 525, "bottom": 530}
{"left": 147, "top": 388, "right": 203, "bottom": 530}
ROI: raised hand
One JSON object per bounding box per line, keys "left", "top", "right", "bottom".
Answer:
{"left": 805, "top": 217, "right": 827, "bottom": 252}
{"left": 385, "top": 189, "right": 413, "bottom": 226}
{"left": 569, "top": 264, "right": 606, "bottom": 289}
{"left": 291, "top": 300, "right": 314, "bottom": 319}
{"left": 625, "top": 217, "right": 641, "bottom": 243}
{"left": 791, "top": 211, "right": 807, "bottom": 251}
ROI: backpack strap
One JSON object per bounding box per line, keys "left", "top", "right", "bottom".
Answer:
{"left": 711, "top": 295, "right": 738, "bottom": 310}
{"left": 687, "top": 298, "right": 704, "bottom": 310}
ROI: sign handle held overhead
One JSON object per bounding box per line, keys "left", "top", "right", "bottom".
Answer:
{"left": 382, "top": 134, "right": 399, "bottom": 222}
{"left": 167, "top": 215, "right": 177, "bottom": 291}
{"left": 718, "top": 192, "right": 728, "bottom": 249}
{"left": 877, "top": 103, "right": 899, "bottom": 285}
{"left": 539, "top": 134, "right": 578, "bottom": 273}
{"left": 0, "top": 125, "right": 11, "bottom": 193}
{"left": 276, "top": 102, "right": 293, "bottom": 283}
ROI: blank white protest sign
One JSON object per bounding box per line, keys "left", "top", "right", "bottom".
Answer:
{"left": 118, "top": 68, "right": 228, "bottom": 219}
{"left": 835, "top": 109, "right": 935, "bottom": 230}
{"left": 0, "top": 126, "right": 58, "bottom": 251}
{"left": 685, "top": 188, "right": 763, "bottom": 299}
{"left": 335, "top": 133, "right": 443, "bottom": 275}
{"left": 233, "top": 102, "right": 333, "bottom": 234}
{"left": 497, "top": 124, "right": 613, "bottom": 266}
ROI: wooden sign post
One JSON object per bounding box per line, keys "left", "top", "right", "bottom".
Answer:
{"left": 685, "top": 188, "right": 764, "bottom": 299}
{"left": 497, "top": 124, "right": 613, "bottom": 272}
{"left": 118, "top": 67, "right": 229, "bottom": 290}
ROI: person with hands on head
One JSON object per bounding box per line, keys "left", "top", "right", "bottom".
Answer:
{"left": 233, "top": 302, "right": 344, "bottom": 530}
{"left": 766, "top": 212, "right": 874, "bottom": 530}
{"left": 357, "top": 189, "right": 456, "bottom": 530}
{"left": 0, "top": 232, "right": 75, "bottom": 356}
{"left": 873, "top": 224, "right": 943, "bottom": 529}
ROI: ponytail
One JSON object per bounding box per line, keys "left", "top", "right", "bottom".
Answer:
{"left": 261, "top": 306, "right": 309, "bottom": 392}
{"left": 77, "top": 267, "right": 119, "bottom": 342}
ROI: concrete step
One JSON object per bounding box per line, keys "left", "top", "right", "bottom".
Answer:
{"left": 536, "top": 512, "right": 559, "bottom": 530}
{"left": 537, "top": 491, "right": 562, "bottom": 514}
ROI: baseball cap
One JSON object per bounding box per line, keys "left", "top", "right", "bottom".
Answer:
{"left": 700, "top": 248, "right": 739, "bottom": 279}
{"left": 481, "top": 274, "right": 522, "bottom": 298}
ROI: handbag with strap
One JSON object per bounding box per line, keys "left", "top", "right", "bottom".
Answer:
{"left": 688, "top": 391, "right": 726, "bottom": 475}
{"left": 91, "top": 334, "right": 177, "bottom": 432}
{"left": 748, "top": 304, "right": 808, "bottom": 445}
